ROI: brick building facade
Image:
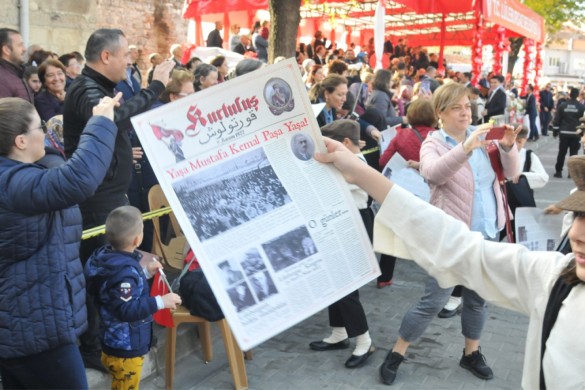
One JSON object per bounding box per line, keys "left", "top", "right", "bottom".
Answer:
{"left": 1, "top": 0, "right": 188, "bottom": 74}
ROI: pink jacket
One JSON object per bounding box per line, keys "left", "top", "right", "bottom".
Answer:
{"left": 419, "top": 131, "right": 519, "bottom": 230}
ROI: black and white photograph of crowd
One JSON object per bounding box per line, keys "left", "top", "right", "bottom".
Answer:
{"left": 173, "top": 148, "right": 292, "bottom": 241}
{"left": 261, "top": 226, "right": 317, "bottom": 272}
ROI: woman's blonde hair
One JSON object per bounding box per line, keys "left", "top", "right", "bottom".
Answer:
{"left": 432, "top": 82, "right": 469, "bottom": 115}
{"left": 161, "top": 69, "right": 194, "bottom": 102}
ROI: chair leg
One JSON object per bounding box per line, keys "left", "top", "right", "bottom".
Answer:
{"left": 165, "top": 326, "right": 177, "bottom": 390}
{"left": 198, "top": 322, "right": 213, "bottom": 362}
{"left": 218, "top": 320, "right": 248, "bottom": 390}
{"left": 244, "top": 350, "right": 253, "bottom": 360}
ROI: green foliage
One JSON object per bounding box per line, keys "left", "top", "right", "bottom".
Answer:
{"left": 525, "top": 0, "right": 585, "bottom": 34}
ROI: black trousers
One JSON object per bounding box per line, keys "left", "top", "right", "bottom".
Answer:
{"left": 378, "top": 254, "right": 396, "bottom": 282}
{"left": 555, "top": 136, "right": 581, "bottom": 173}
{"left": 0, "top": 343, "right": 87, "bottom": 389}
{"left": 540, "top": 111, "right": 551, "bottom": 135}
{"left": 328, "top": 289, "right": 369, "bottom": 337}
{"left": 326, "top": 207, "right": 372, "bottom": 337}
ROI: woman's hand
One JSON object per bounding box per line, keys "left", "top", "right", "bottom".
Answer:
{"left": 499, "top": 124, "right": 521, "bottom": 148}
{"left": 370, "top": 129, "right": 381, "bottom": 142}
{"left": 315, "top": 137, "right": 365, "bottom": 184}
{"left": 462, "top": 124, "right": 491, "bottom": 154}
{"left": 544, "top": 204, "right": 563, "bottom": 215}
{"left": 315, "top": 137, "right": 393, "bottom": 204}
{"left": 407, "top": 160, "right": 420, "bottom": 170}
{"left": 92, "top": 92, "right": 123, "bottom": 121}
{"left": 132, "top": 147, "right": 143, "bottom": 164}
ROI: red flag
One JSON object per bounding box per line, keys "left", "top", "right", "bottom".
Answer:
{"left": 151, "top": 273, "right": 174, "bottom": 327}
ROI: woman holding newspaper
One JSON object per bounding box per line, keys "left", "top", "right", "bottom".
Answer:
{"left": 315, "top": 135, "right": 584, "bottom": 390}
{"left": 378, "top": 83, "right": 520, "bottom": 385}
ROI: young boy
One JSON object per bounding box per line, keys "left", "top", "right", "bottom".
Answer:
{"left": 512, "top": 125, "right": 549, "bottom": 189}
{"left": 85, "top": 206, "right": 181, "bottom": 390}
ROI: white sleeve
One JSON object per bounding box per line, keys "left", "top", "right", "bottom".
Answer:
{"left": 373, "top": 185, "right": 570, "bottom": 315}
{"left": 524, "top": 152, "right": 549, "bottom": 189}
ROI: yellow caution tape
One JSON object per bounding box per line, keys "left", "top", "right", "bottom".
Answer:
{"left": 81, "top": 207, "right": 173, "bottom": 240}
{"left": 362, "top": 146, "right": 380, "bottom": 156}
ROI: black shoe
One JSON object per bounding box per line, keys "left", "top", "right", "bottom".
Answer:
{"left": 438, "top": 304, "right": 461, "bottom": 319}
{"left": 380, "top": 351, "right": 405, "bottom": 385}
{"left": 542, "top": 133, "right": 549, "bottom": 136}
{"left": 554, "top": 171, "right": 562, "bottom": 178}
{"left": 345, "top": 345, "right": 375, "bottom": 368}
{"left": 459, "top": 347, "right": 494, "bottom": 380}
{"left": 81, "top": 350, "right": 107, "bottom": 373}
{"left": 568, "top": 173, "right": 571, "bottom": 179}
{"left": 309, "top": 338, "right": 350, "bottom": 351}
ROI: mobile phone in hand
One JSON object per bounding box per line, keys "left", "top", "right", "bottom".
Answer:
{"left": 485, "top": 126, "right": 507, "bottom": 140}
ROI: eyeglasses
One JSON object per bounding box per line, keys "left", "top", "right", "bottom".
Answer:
{"left": 32, "top": 120, "right": 48, "bottom": 134}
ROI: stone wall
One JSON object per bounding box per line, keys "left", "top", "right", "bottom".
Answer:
{"left": 1, "top": 0, "right": 189, "bottom": 73}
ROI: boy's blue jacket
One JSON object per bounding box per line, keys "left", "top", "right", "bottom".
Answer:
{"left": 85, "top": 246, "right": 158, "bottom": 358}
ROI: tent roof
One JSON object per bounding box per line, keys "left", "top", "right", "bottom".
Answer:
{"left": 183, "top": 0, "right": 545, "bottom": 43}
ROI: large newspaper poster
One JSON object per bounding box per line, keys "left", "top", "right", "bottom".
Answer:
{"left": 131, "top": 58, "right": 380, "bottom": 350}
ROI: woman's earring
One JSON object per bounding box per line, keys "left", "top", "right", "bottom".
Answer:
{"left": 438, "top": 118, "right": 443, "bottom": 128}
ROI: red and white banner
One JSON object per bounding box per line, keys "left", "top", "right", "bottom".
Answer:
{"left": 483, "top": 0, "right": 545, "bottom": 43}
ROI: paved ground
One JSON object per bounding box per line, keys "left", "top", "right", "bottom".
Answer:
{"left": 136, "top": 134, "right": 576, "bottom": 389}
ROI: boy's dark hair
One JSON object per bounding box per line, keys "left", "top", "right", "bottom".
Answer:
{"left": 570, "top": 87, "right": 579, "bottom": 100}
{"left": 517, "top": 126, "right": 529, "bottom": 139}
{"left": 105, "top": 206, "right": 143, "bottom": 250}
{"left": 490, "top": 74, "right": 505, "bottom": 84}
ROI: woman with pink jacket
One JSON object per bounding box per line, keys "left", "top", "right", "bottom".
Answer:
{"left": 379, "top": 83, "right": 520, "bottom": 386}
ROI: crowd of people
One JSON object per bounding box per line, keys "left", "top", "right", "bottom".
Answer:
{"left": 1, "top": 21, "right": 585, "bottom": 390}
{"left": 175, "top": 165, "right": 291, "bottom": 241}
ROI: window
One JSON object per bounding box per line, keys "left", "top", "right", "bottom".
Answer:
{"left": 548, "top": 57, "right": 560, "bottom": 67}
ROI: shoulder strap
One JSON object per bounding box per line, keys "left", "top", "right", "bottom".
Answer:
{"left": 539, "top": 271, "right": 575, "bottom": 389}
{"left": 523, "top": 150, "right": 532, "bottom": 172}
{"left": 410, "top": 126, "right": 424, "bottom": 144}
{"left": 351, "top": 82, "right": 362, "bottom": 113}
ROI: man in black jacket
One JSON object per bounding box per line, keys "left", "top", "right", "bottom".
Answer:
{"left": 482, "top": 74, "right": 507, "bottom": 122}
{"left": 207, "top": 21, "right": 224, "bottom": 48}
{"left": 553, "top": 88, "right": 585, "bottom": 178}
{"left": 63, "top": 28, "right": 173, "bottom": 370}
{"left": 539, "top": 83, "right": 554, "bottom": 136}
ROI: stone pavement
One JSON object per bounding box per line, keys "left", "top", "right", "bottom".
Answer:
{"left": 133, "top": 134, "right": 576, "bottom": 390}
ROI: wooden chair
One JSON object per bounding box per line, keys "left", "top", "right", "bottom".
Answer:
{"left": 166, "top": 308, "right": 248, "bottom": 390}
{"left": 148, "top": 185, "right": 249, "bottom": 390}
{"left": 148, "top": 184, "right": 188, "bottom": 269}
